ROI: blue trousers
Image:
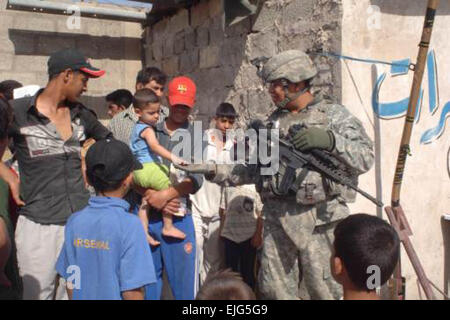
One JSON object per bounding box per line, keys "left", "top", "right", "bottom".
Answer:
{"left": 144, "top": 212, "right": 197, "bottom": 300}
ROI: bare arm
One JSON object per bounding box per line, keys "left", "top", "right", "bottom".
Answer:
{"left": 141, "top": 127, "right": 183, "bottom": 163}
{"left": 133, "top": 184, "right": 181, "bottom": 216}
{"left": 122, "top": 287, "right": 145, "bottom": 300}
{"left": 144, "top": 179, "right": 195, "bottom": 211}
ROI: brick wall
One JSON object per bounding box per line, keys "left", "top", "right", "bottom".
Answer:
{"left": 143, "top": 0, "right": 342, "bottom": 127}
{"left": 0, "top": 0, "right": 143, "bottom": 120}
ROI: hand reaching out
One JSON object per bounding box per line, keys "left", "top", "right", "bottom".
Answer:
{"left": 172, "top": 155, "right": 187, "bottom": 166}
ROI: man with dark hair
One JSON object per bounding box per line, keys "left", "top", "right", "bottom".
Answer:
{"left": 196, "top": 269, "right": 255, "bottom": 300}
{"left": 105, "top": 89, "right": 133, "bottom": 118}
{"left": 108, "top": 67, "right": 169, "bottom": 145}
{"left": 0, "top": 80, "right": 23, "bottom": 101}
{"left": 0, "top": 48, "right": 112, "bottom": 300}
{"left": 136, "top": 67, "right": 167, "bottom": 94}
{"left": 331, "top": 213, "right": 400, "bottom": 300}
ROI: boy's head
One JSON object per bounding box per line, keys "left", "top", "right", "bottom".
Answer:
{"left": 0, "top": 80, "right": 23, "bottom": 101}
{"left": 167, "top": 76, "right": 196, "bottom": 125}
{"left": 136, "top": 67, "right": 167, "bottom": 98}
{"left": 196, "top": 269, "right": 256, "bottom": 300}
{"left": 85, "top": 139, "right": 142, "bottom": 194}
{"left": 47, "top": 49, "right": 105, "bottom": 102}
{"left": 331, "top": 213, "right": 400, "bottom": 292}
{"left": 105, "top": 89, "right": 133, "bottom": 118}
{"left": 133, "top": 88, "right": 161, "bottom": 126}
{"left": 214, "top": 103, "right": 237, "bottom": 135}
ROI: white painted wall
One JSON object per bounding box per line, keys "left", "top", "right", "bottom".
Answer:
{"left": 342, "top": 0, "right": 450, "bottom": 300}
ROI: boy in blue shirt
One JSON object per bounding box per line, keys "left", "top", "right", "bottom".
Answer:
{"left": 55, "top": 139, "right": 156, "bottom": 300}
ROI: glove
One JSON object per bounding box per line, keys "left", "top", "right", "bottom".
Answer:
{"left": 292, "top": 127, "right": 335, "bottom": 152}
{"left": 173, "top": 162, "right": 217, "bottom": 177}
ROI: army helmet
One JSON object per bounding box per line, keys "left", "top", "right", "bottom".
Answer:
{"left": 261, "top": 50, "right": 317, "bottom": 84}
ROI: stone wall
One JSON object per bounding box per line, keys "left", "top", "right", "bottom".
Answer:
{"left": 0, "top": 0, "right": 143, "bottom": 120}
{"left": 143, "top": 0, "right": 342, "bottom": 127}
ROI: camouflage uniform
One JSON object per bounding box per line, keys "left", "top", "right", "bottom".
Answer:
{"left": 211, "top": 51, "right": 374, "bottom": 300}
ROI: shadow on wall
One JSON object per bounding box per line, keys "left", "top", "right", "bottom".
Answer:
{"left": 370, "top": 0, "right": 450, "bottom": 16}
{"left": 79, "top": 95, "right": 109, "bottom": 120}
{"left": 441, "top": 216, "right": 450, "bottom": 299}
{"left": 8, "top": 29, "right": 141, "bottom": 60}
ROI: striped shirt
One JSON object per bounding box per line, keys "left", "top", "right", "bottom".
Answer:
{"left": 108, "top": 105, "right": 168, "bottom": 146}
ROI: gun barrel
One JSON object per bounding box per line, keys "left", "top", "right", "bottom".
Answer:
{"left": 279, "top": 138, "right": 383, "bottom": 207}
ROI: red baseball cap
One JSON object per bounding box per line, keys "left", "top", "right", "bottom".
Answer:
{"left": 168, "top": 76, "right": 196, "bottom": 108}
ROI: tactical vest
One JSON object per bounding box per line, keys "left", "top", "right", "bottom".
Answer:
{"left": 256, "top": 100, "right": 357, "bottom": 205}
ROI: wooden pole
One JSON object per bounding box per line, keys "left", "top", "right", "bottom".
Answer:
{"left": 389, "top": 0, "right": 440, "bottom": 300}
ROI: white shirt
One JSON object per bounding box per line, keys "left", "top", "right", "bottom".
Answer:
{"left": 190, "top": 129, "right": 235, "bottom": 218}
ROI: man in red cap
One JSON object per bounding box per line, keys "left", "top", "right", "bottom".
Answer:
{"left": 0, "top": 49, "right": 112, "bottom": 300}
{"left": 140, "top": 76, "right": 204, "bottom": 300}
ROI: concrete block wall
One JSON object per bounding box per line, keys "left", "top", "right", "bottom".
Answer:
{"left": 143, "top": 0, "right": 342, "bottom": 128}
{"left": 0, "top": 0, "right": 143, "bottom": 120}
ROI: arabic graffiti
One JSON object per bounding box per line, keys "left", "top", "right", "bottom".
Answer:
{"left": 372, "top": 49, "right": 449, "bottom": 145}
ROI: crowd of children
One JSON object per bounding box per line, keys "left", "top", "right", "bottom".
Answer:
{"left": 0, "top": 49, "right": 401, "bottom": 300}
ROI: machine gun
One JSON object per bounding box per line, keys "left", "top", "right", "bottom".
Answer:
{"left": 250, "top": 120, "right": 383, "bottom": 207}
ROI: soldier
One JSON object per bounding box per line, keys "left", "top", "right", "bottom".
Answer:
{"left": 179, "top": 50, "right": 374, "bottom": 300}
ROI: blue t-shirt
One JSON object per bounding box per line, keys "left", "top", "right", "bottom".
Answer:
{"left": 130, "top": 122, "right": 159, "bottom": 164}
{"left": 55, "top": 196, "right": 156, "bottom": 300}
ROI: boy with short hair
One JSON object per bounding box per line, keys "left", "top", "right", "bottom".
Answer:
{"left": 55, "top": 139, "right": 156, "bottom": 300}
{"left": 196, "top": 269, "right": 256, "bottom": 300}
{"left": 131, "top": 88, "right": 187, "bottom": 242}
{"left": 105, "top": 89, "right": 133, "bottom": 118}
{"left": 331, "top": 213, "right": 400, "bottom": 300}
{"left": 190, "top": 102, "right": 237, "bottom": 287}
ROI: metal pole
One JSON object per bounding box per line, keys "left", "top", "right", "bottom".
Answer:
{"left": 7, "top": 0, "right": 149, "bottom": 23}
